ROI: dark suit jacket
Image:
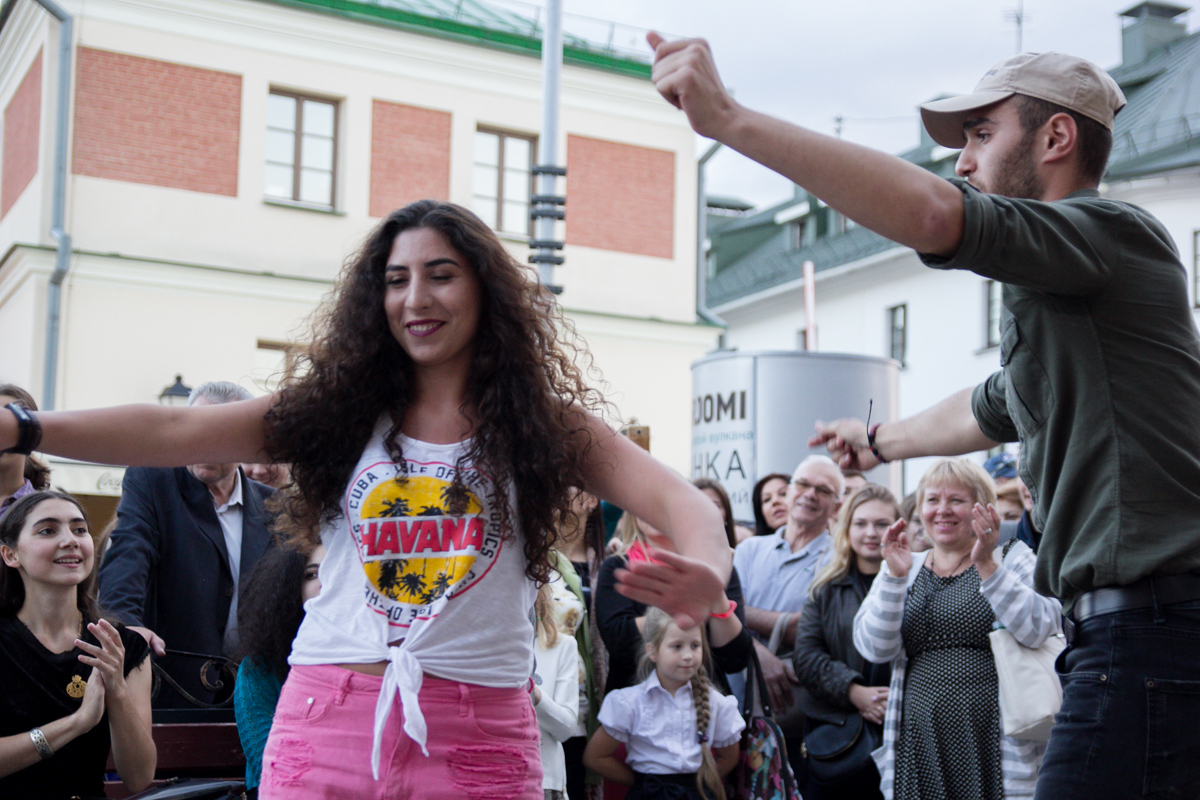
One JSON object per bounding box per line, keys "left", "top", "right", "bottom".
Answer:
{"left": 99, "top": 466, "right": 274, "bottom": 708}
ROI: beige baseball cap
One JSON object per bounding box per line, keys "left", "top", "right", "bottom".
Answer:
{"left": 920, "top": 52, "right": 1127, "bottom": 148}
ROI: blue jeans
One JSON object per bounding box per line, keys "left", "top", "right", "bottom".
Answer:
{"left": 1034, "top": 601, "right": 1200, "bottom": 800}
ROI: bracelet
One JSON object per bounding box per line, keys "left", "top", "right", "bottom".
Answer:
{"left": 29, "top": 727, "right": 53, "bottom": 760}
{"left": 710, "top": 599, "right": 737, "bottom": 619}
{"left": 4, "top": 403, "right": 42, "bottom": 456}
{"left": 867, "top": 423, "right": 888, "bottom": 464}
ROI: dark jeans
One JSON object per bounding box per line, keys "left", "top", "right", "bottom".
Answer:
{"left": 1034, "top": 601, "right": 1200, "bottom": 800}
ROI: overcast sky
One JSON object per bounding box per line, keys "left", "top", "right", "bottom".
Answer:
{"left": 559, "top": 0, "right": 1187, "bottom": 209}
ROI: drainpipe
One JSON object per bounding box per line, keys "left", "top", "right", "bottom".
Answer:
{"left": 32, "top": 0, "right": 72, "bottom": 410}
{"left": 696, "top": 141, "right": 726, "bottom": 330}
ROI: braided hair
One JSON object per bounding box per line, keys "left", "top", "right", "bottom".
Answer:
{"left": 638, "top": 607, "right": 728, "bottom": 800}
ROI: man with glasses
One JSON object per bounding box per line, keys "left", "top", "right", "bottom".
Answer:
{"left": 733, "top": 455, "right": 843, "bottom": 777}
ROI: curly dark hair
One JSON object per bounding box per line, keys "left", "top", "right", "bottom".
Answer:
{"left": 263, "top": 200, "right": 605, "bottom": 583}
{"left": 235, "top": 542, "right": 316, "bottom": 680}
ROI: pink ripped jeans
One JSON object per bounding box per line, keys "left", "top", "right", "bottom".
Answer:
{"left": 258, "top": 664, "right": 543, "bottom": 799}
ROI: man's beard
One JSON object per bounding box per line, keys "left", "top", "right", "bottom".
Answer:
{"left": 984, "top": 131, "right": 1046, "bottom": 200}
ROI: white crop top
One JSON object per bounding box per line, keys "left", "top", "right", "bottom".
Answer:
{"left": 290, "top": 418, "right": 536, "bottom": 777}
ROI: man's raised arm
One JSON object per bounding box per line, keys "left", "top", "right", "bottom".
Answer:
{"left": 647, "top": 33, "right": 964, "bottom": 258}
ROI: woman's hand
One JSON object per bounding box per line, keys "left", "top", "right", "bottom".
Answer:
{"left": 76, "top": 620, "right": 129, "bottom": 705}
{"left": 72, "top": 670, "right": 107, "bottom": 734}
{"left": 614, "top": 548, "right": 725, "bottom": 630}
{"left": 848, "top": 683, "right": 889, "bottom": 725}
{"left": 971, "top": 503, "right": 1002, "bottom": 581}
{"left": 881, "top": 519, "right": 912, "bottom": 578}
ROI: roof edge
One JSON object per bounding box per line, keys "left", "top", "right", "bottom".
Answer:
{"left": 257, "top": 0, "right": 652, "bottom": 79}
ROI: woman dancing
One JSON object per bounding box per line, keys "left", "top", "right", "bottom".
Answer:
{"left": 0, "top": 200, "right": 729, "bottom": 799}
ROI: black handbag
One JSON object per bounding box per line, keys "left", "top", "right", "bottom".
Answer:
{"left": 802, "top": 711, "right": 878, "bottom": 785}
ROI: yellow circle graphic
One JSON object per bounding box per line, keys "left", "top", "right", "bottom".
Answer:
{"left": 360, "top": 475, "right": 485, "bottom": 606}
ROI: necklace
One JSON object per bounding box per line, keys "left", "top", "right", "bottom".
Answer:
{"left": 930, "top": 549, "right": 971, "bottom": 577}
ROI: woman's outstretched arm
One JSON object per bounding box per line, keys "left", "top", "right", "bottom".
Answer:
{"left": 0, "top": 395, "right": 275, "bottom": 468}
{"left": 577, "top": 410, "right": 729, "bottom": 628}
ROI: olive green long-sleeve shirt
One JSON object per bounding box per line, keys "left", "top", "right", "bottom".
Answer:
{"left": 921, "top": 179, "right": 1200, "bottom": 608}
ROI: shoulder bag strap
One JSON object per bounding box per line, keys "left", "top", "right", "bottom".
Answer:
{"left": 743, "top": 644, "right": 775, "bottom": 721}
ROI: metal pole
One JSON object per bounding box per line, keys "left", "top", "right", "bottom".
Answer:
{"left": 696, "top": 141, "right": 725, "bottom": 328}
{"left": 534, "top": 0, "right": 563, "bottom": 289}
{"left": 30, "top": 0, "right": 73, "bottom": 410}
{"left": 803, "top": 260, "right": 817, "bottom": 351}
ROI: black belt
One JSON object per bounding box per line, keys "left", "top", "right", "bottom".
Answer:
{"left": 1072, "top": 572, "right": 1200, "bottom": 622}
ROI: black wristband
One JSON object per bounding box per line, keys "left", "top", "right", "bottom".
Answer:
{"left": 4, "top": 403, "right": 42, "bottom": 456}
{"left": 867, "top": 423, "right": 888, "bottom": 464}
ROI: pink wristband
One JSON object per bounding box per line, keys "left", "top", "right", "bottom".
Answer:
{"left": 710, "top": 599, "right": 737, "bottom": 619}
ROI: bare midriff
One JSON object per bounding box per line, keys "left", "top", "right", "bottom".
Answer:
{"left": 337, "top": 661, "right": 389, "bottom": 676}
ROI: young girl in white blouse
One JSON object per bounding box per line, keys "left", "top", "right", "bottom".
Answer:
{"left": 584, "top": 607, "right": 744, "bottom": 800}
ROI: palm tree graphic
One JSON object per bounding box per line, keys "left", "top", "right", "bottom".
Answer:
{"left": 399, "top": 571, "right": 427, "bottom": 599}
{"left": 421, "top": 571, "right": 454, "bottom": 604}
{"left": 419, "top": 505, "right": 444, "bottom": 516}
{"left": 377, "top": 560, "right": 402, "bottom": 598}
{"left": 440, "top": 484, "right": 470, "bottom": 515}
{"left": 380, "top": 497, "right": 410, "bottom": 517}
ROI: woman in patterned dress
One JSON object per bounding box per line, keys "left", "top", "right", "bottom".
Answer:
{"left": 852, "top": 458, "right": 1061, "bottom": 800}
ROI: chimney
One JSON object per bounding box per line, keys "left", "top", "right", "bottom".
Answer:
{"left": 1120, "top": 2, "right": 1190, "bottom": 66}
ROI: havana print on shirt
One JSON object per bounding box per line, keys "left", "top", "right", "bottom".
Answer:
{"left": 345, "top": 457, "right": 505, "bottom": 628}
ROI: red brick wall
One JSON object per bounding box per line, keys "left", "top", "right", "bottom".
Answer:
{"left": 565, "top": 134, "right": 675, "bottom": 259}
{"left": 2, "top": 50, "right": 42, "bottom": 220}
{"left": 370, "top": 100, "right": 451, "bottom": 218}
{"left": 72, "top": 48, "right": 241, "bottom": 196}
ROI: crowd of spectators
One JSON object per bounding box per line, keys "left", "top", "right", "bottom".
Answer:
{"left": 0, "top": 379, "right": 1048, "bottom": 800}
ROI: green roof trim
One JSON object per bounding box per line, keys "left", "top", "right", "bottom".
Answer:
{"left": 258, "top": 0, "right": 652, "bottom": 78}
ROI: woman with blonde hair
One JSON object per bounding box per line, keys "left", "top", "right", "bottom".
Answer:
{"left": 793, "top": 484, "right": 897, "bottom": 800}
{"left": 853, "top": 458, "right": 1061, "bottom": 800}
{"left": 532, "top": 579, "right": 581, "bottom": 800}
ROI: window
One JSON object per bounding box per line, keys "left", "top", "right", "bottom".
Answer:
{"left": 788, "top": 216, "right": 816, "bottom": 250}
{"left": 985, "top": 280, "right": 1002, "bottom": 348}
{"left": 888, "top": 303, "right": 907, "bottom": 366}
{"left": 473, "top": 129, "right": 534, "bottom": 235}
{"left": 265, "top": 91, "right": 337, "bottom": 208}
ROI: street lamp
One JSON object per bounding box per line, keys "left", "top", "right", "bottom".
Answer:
{"left": 158, "top": 375, "right": 192, "bottom": 406}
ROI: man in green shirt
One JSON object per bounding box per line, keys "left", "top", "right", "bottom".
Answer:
{"left": 649, "top": 36, "right": 1200, "bottom": 800}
